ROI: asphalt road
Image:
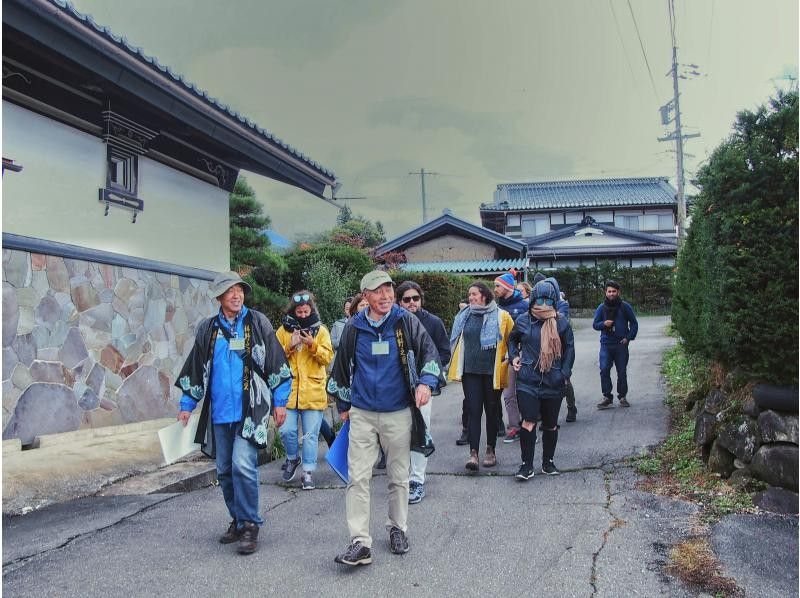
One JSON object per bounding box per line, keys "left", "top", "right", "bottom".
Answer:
{"left": 2, "top": 317, "right": 795, "bottom": 597}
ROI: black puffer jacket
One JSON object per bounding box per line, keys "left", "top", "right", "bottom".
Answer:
{"left": 508, "top": 313, "right": 575, "bottom": 399}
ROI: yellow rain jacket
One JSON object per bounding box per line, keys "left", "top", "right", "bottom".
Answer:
{"left": 276, "top": 324, "right": 334, "bottom": 410}
{"left": 448, "top": 309, "right": 514, "bottom": 390}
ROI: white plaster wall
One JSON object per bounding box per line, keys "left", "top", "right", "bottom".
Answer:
{"left": 404, "top": 234, "right": 497, "bottom": 262}
{"left": 543, "top": 231, "right": 639, "bottom": 248}
{"left": 2, "top": 102, "right": 229, "bottom": 271}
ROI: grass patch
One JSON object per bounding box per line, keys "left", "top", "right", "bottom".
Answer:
{"left": 667, "top": 538, "right": 742, "bottom": 597}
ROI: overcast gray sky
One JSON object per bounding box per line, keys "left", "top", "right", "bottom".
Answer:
{"left": 71, "top": 0, "right": 798, "bottom": 241}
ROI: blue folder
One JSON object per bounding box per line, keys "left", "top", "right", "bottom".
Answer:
{"left": 325, "top": 419, "right": 350, "bottom": 484}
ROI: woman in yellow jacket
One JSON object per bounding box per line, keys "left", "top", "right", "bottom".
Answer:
{"left": 276, "top": 290, "right": 333, "bottom": 490}
{"left": 448, "top": 282, "right": 514, "bottom": 471}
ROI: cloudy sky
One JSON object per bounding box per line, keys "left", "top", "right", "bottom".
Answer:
{"left": 72, "top": 0, "right": 798, "bottom": 241}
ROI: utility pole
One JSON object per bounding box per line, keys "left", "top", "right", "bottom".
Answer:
{"left": 409, "top": 168, "right": 438, "bottom": 224}
{"left": 658, "top": 0, "right": 700, "bottom": 240}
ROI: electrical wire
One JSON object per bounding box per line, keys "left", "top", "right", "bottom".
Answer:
{"left": 627, "top": 0, "right": 659, "bottom": 100}
{"left": 609, "top": 0, "right": 638, "bottom": 87}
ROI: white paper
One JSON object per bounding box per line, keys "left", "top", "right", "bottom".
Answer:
{"left": 158, "top": 414, "right": 201, "bottom": 465}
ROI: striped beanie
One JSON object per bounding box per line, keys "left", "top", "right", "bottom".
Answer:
{"left": 494, "top": 270, "right": 516, "bottom": 291}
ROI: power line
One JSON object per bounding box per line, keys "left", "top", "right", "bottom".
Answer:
{"left": 627, "top": 0, "right": 659, "bottom": 100}
{"left": 608, "top": 0, "right": 638, "bottom": 87}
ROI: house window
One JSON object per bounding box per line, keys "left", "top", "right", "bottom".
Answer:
{"left": 108, "top": 150, "right": 137, "bottom": 194}
{"left": 642, "top": 214, "right": 659, "bottom": 231}
{"left": 659, "top": 214, "right": 674, "bottom": 231}
{"left": 615, "top": 215, "right": 640, "bottom": 230}
{"left": 565, "top": 211, "right": 583, "bottom": 224}
{"left": 550, "top": 212, "right": 565, "bottom": 225}
{"left": 521, "top": 216, "right": 550, "bottom": 237}
{"left": 507, "top": 214, "right": 521, "bottom": 227}
{"left": 589, "top": 211, "right": 613, "bottom": 223}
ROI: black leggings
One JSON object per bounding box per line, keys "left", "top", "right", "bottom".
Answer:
{"left": 517, "top": 390, "right": 563, "bottom": 465}
{"left": 462, "top": 373, "right": 501, "bottom": 451}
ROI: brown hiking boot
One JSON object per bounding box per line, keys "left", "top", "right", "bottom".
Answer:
{"left": 466, "top": 449, "right": 479, "bottom": 471}
{"left": 482, "top": 446, "right": 497, "bottom": 467}
{"left": 219, "top": 520, "right": 240, "bottom": 544}
{"left": 237, "top": 522, "right": 259, "bottom": 555}
{"left": 596, "top": 397, "right": 614, "bottom": 409}
{"left": 618, "top": 397, "right": 631, "bottom": 408}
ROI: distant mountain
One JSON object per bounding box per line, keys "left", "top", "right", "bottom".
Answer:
{"left": 261, "top": 229, "right": 292, "bottom": 252}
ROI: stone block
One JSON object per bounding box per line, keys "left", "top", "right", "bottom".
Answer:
{"left": 703, "top": 388, "right": 728, "bottom": 415}
{"left": 45, "top": 256, "right": 70, "bottom": 293}
{"left": 85, "top": 362, "right": 107, "bottom": 396}
{"left": 30, "top": 253, "right": 46, "bottom": 271}
{"left": 3, "top": 382, "right": 83, "bottom": 444}
{"left": 11, "top": 363, "right": 32, "bottom": 390}
{"left": 100, "top": 344, "right": 125, "bottom": 373}
{"left": 3, "top": 282, "right": 20, "bottom": 346}
{"left": 78, "top": 388, "right": 101, "bottom": 410}
{"left": 63, "top": 258, "right": 90, "bottom": 278}
{"left": 16, "top": 287, "right": 37, "bottom": 335}
{"left": 12, "top": 333, "right": 37, "bottom": 367}
{"left": 750, "top": 444, "right": 799, "bottom": 492}
{"left": 71, "top": 282, "right": 99, "bottom": 313}
{"left": 111, "top": 314, "right": 128, "bottom": 340}
{"left": 4, "top": 250, "right": 31, "bottom": 288}
{"left": 758, "top": 410, "right": 799, "bottom": 445}
{"left": 3, "top": 347, "right": 19, "bottom": 381}
{"left": 707, "top": 440, "right": 736, "bottom": 478}
{"left": 29, "top": 360, "right": 66, "bottom": 384}
{"left": 60, "top": 327, "right": 89, "bottom": 369}
{"left": 753, "top": 486, "right": 799, "bottom": 515}
{"left": 37, "top": 347, "right": 60, "bottom": 361}
{"left": 34, "top": 294, "right": 61, "bottom": 327}
{"left": 115, "top": 365, "right": 173, "bottom": 423}
{"left": 30, "top": 270, "right": 50, "bottom": 302}
{"left": 694, "top": 412, "right": 718, "bottom": 447}
{"left": 48, "top": 320, "right": 70, "bottom": 348}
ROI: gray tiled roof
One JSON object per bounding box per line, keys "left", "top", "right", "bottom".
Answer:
{"left": 483, "top": 177, "right": 677, "bottom": 211}
{"left": 50, "top": 0, "right": 334, "bottom": 178}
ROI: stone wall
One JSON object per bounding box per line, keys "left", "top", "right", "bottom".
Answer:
{"left": 2, "top": 248, "right": 217, "bottom": 445}
{"left": 693, "top": 385, "right": 799, "bottom": 495}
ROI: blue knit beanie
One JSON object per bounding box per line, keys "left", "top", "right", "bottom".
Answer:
{"left": 494, "top": 270, "right": 516, "bottom": 291}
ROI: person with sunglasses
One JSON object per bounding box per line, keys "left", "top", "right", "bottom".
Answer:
{"left": 508, "top": 278, "right": 575, "bottom": 479}
{"left": 449, "top": 282, "right": 515, "bottom": 471}
{"left": 276, "top": 290, "right": 334, "bottom": 490}
{"left": 395, "top": 280, "right": 450, "bottom": 504}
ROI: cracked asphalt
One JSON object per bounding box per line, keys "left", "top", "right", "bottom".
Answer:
{"left": 2, "top": 317, "right": 710, "bottom": 596}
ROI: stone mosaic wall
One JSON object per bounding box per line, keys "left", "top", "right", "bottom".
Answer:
{"left": 2, "top": 249, "right": 217, "bottom": 444}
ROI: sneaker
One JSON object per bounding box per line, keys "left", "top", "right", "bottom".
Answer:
{"left": 503, "top": 427, "right": 520, "bottom": 443}
{"left": 334, "top": 541, "right": 372, "bottom": 566}
{"left": 389, "top": 526, "right": 409, "bottom": 554}
{"left": 236, "top": 522, "right": 259, "bottom": 555}
{"left": 219, "top": 520, "right": 240, "bottom": 544}
{"left": 408, "top": 481, "right": 425, "bottom": 504}
{"left": 565, "top": 406, "right": 577, "bottom": 422}
{"left": 456, "top": 428, "right": 469, "bottom": 446}
{"left": 618, "top": 397, "right": 630, "bottom": 408}
{"left": 542, "top": 460, "right": 561, "bottom": 475}
{"left": 282, "top": 457, "right": 301, "bottom": 482}
{"left": 596, "top": 397, "right": 614, "bottom": 409}
{"left": 301, "top": 470, "right": 315, "bottom": 490}
{"left": 466, "top": 449, "right": 479, "bottom": 472}
{"left": 515, "top": 463, "right": 535, "bottom": 481}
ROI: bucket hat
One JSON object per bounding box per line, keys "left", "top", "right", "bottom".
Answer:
{"left": 209, "top": 271, "right": 252, "bottom": 299}
{"left": 360, "top": 270, "right": 393, "bottom": 292}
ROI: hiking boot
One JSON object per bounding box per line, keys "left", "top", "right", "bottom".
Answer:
{"left": 502, "top": 427, "right": 520, "bottom": 443}
{"left": 542, "top": 460, "right": 561, "bottom": 475}
{"left": 482, "top": 446, "right": 497, "bottom": 467}
{"left": 236, "top": 522, "right": 259, "bottom": 555}
{"left": 456, "top": 428, "right": 469, "bottom": 446}
{"left": 596, "top": 397, "right": 614, "bottom": 410}
{"left": 618, "top": 397, "right": 631, "bottom": 408}
{"left": 408, "top": 481, "right": 425, "bottom": 504}
{"left": 334, "top": 541, "right": 372, "bottom": 566}
{"left": 565, "top": 406, "right": 578, "bottom": 422}
{"left": 466, "top": 449, "right": 479, "bottom": 472}
{"left": 515, "top": 463, "right": 535, "bottom": 481}
{"left": 301, "top": 470, "right": 315, "bottom": 490}
{"left": 282, "top": 457, "right": 301, "bottom": 482}
{"left": 219, "top": 520, "right": 240, "bottom": 544}
{"left": 389, "top": 526, "right": 409, "bottom": 554}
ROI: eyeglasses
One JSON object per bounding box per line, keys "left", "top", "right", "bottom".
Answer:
{"left": 534, "top": 297, "right": 554, "bottom": 306}
{"left": 293, "top": 293, "right": 310, "bottom": 303}
{"left": 401, "top": 295, "right": 421, "bottom": 303}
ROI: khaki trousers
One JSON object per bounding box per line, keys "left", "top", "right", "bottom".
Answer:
{"left": 346, "top": 406, "right": 411, "bottom": 548}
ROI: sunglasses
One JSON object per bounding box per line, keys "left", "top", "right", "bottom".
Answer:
{"left": 293, "top": 293, "right": 310, "bottom": 303}
{"left": 534, "top": 297, "right": 554, "bottom": 306}
{"left": 401, "top": 295, "right": 421, "bottom": 303}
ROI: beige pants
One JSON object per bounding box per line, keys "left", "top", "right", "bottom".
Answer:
{"left": 346, "top": 406, "right": 412, "bottom": 548}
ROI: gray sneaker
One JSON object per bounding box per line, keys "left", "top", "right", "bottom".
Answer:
{"left": 596, "top": 397, "right": 613, "bottom": 409}
{"left": 335, "top": 541, "right": 372, "bottom": 566}
{"left": 389, "top": 526, "right": 409, "bottom": 554}
{"left": 301, "top": 470, "right": 315, "bottom": 490}
{"left": 618, "top": 397, "right": 631, "bottom": 408}
{"left": 282, "top": 458, "right": 301, "bottom": 483}
{"left": 408, "top": 481, "right": 425, "bottom": 504}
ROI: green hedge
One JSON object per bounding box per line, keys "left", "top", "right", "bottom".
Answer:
{"left": 672, "top": 91, "right": 798, "bottom": 385}
{"left": 554, "top": 264, "right": 673, "bottom": 312}
{"left": 389, "top": 271, "right": 475, "bottom": 330}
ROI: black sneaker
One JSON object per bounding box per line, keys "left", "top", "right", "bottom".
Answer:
{"left": 565, "top": 406, "right": 577, "bottom": 422}
{"left": 282, "top": 458, "right": 301, "bottom": 482}
{"left": 596, "top": 397, "right": 613, "bottom": 409}
{"left": 515, "top": 463, "right": 535, "bottom": 481}
{"left": 389, "top": 526, "right": 409, "bottom": 554}
{"left": 456, "top": 428, "right": 469, "bottom": 445}
{"left": 618, "top": 397, "right": 630, "bottom": 408}
{"left": 542, "top": 460, "right": 561, "bottom": 475}
{"left": 219, "top": 520, "right": 240, "bottom": 544}
{"left": 334, "top": 541, "right": 372, "bottom": 566}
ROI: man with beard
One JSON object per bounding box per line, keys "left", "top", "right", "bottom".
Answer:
{"left": 593, "top": 280, "right": 638, "bottom": 409}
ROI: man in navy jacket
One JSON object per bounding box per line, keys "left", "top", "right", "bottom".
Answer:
{"left": 593, "top": 280, "right": 638, "bottom": 409}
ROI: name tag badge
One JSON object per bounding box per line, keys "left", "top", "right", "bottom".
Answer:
{"left": 228, "top": 338, "right": 245, "bottom": 351}
{"left": 371, "top": 341, "right": 390, "bottom": 356}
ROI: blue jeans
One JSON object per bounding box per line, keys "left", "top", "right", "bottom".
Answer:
{"left": 213, "top": 423, "right": 263, "bottom": 526}
{"left": 599, "top": 343, "right": 629, "bottom": 399}
{"left": 279, "top": 409, "right": 324, "bottom": 471}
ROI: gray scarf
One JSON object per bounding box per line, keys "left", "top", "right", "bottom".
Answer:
{"left": 450, "top": 300, "right": 501, "bottom": 352}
